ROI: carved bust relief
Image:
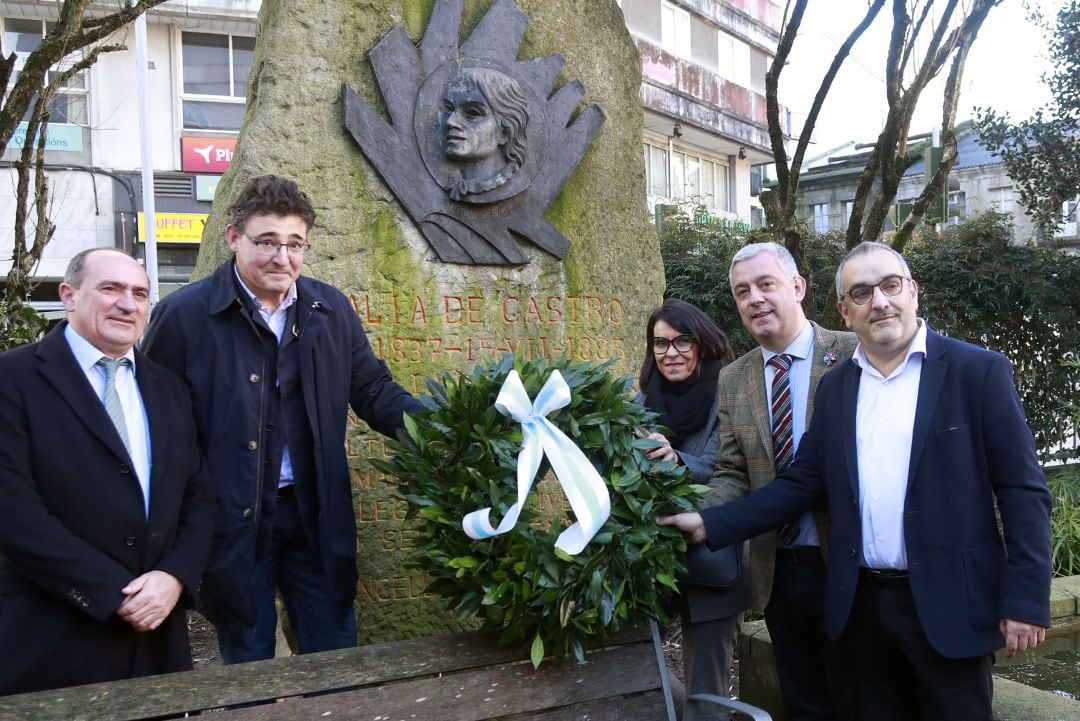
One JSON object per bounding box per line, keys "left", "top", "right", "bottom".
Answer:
{"left": 343, "top": 0, "right": 604, "bottom": 265}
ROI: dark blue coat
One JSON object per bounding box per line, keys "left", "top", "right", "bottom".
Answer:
{"left": 701, "top": 329, "right": 1052, "bottom": 659}
{"left": 0, "top": 324, "right": 214, "bottom": 694}
{"left": 142, "top": 261, "right": 422, "bottom": 626}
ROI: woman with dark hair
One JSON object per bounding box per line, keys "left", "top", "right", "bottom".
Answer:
{"left": 638, "top": 298, "right": 746, "bottom": 719}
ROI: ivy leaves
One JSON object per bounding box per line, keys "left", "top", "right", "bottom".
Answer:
{"left": 372, "top": 354, "right": 700, "bottom": 666}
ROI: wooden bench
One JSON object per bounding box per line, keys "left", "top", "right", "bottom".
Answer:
{"left": 0, "top": 622, "right": 770, "bottom": 721}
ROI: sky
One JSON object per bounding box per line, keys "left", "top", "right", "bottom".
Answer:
{"left": 779, "top": 0, "right": 1064, "bottom": 161}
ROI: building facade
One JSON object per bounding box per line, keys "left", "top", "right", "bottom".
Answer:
{"left": 1, "top": 0, "right": 258, "bottom": 305}
{"left": 2, "top": 0, "right": 782, "bottom": 307}
{"left": 620, "top": 0, "right": 783, "bottom": 229}
{"left": 795, "top": 122, "right": 1077, "bottom": 246}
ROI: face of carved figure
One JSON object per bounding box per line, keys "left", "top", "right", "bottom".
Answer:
{"left": 440, "top": 86, "right": 506, "bottom": 163}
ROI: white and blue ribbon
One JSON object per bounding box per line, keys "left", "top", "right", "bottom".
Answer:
{"left": 461, "top": 370, "right": 611, "bottom": 555}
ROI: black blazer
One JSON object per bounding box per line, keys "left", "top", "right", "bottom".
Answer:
{"left": 0, "top": 324, "right": 215, "bottom": 695}
{"left": 702, "top": 328, "right": 1052, "bottom": 659}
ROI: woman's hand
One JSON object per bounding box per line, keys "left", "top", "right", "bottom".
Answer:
{"left": 645, "top": 432, "right": 678, "bottom": 462}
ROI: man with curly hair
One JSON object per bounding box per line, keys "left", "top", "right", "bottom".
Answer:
{"left": 143, "top": 175, "right": 423, "bottom": 663}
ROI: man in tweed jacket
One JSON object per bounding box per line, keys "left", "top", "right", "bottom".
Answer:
{"left": 705, "top": 243, "right": 856, "bottom": 721}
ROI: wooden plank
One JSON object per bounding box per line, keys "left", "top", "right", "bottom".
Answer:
{"left": 209, "top": 640, "right": 662, "bottom": 721}
{"left": 0, "top": 627, "right": 655, "bottom": 721}
{"left": 511, "top": 691, "right": 670, "bottom": 721}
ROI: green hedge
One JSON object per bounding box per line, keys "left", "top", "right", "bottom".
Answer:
{"left": 659, "top": 207, "right": 844, "bottom": 358}
{"left": 0, "top": 304, "right": 46, "bottom": 352}
{"left": 906, "top": 214, "right": 1080, "bottom": 462}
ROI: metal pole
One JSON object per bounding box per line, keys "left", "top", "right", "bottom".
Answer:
{"left": 135, "top": 14, "right": 159, "bottom": 302}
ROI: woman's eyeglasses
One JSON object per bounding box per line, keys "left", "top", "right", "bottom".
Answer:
{"left": 651, "top": 334, "right": 695, "bottom": 354}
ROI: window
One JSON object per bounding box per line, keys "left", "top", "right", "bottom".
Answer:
{"left": 180, "top": 31, "right": 255, "bottom": 131}
{"left": 988, "top": 186, "right": 1015, "bottom": 214}
{"left": 717, "top": 30, "right": 751, "bottom": 87}
{"left": 750, "top": 166, "right": 763, "bottom": 196}
{"left": 749, "top": 48, "right": 769, "bottom": 94}
{"left": 671, "top": 150, "right": 687, "bottom": 199}
{"left": 842, "top": 200, "right": 855, "bottom": 226}
{"left": 811, "top": 203, "right": 829, "bottom": 234}
{"left": 644, "top": 144, "right": 670, "bottom": 197}
{"left": 647, "top": 144, "right": 729, "bottom": 212}
{"left": 948, "top": 190, "right": 967, "bottom": 220}
{"left": 661, "top": 2, "right": 691, "bottom": 60}
{"left": 700, "top": 159, "right": 729, "bottom": 211}
{"left": 2, "top": 17, "right": 89, "bottom": 126}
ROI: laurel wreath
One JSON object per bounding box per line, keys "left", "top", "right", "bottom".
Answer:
{"left": 371, "top": 354, "right": 703, "bottom": 666}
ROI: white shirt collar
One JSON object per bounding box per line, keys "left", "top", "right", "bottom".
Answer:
{"left": 64, "top": 323, "right": 136, "bottom": 372}
{"left": 762, "top": 319, "right": 814, "bottom": 366}
{"left": 233, "top": 264, "right": 297, "bottom": 312}
{"left": 852, "top": 318, "right": 928, "bottom": 380}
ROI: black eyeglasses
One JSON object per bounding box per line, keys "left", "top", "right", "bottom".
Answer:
{"left": 652, "top": 334, "right": 695, "bottom": 354}
{"left": 240, "top": 232, "right": 311, "bottom": 257}
{"left": 842, "top": 274, "right": 910, "bottom": 305}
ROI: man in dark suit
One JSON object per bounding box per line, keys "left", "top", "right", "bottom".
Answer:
{"left": 660, "top": 241, "right": 1052, "bottom": 720}
{"left": 0, "top": 249, "right": 214, "bottom": 695}
{"left": 707, "top": 242, "right": 856, "bottom": 720}
{"left": 143, "top": 175, "right": 423, "bottom": 663}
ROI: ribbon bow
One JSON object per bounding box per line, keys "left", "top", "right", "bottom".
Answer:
{"left": 461, "top": 370, "right": 611, "bottom": 555}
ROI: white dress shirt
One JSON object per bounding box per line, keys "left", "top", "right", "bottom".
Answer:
{"left": 65, "top": 324, "right": 152, "bottom": 517}
{"left": 762, "top": 320, "right": 820, "bottom": 547}
{"left": 234, "top": 267, "right": 298, "bottom": 487}
{"left": 851, "top": 319, "right": 928, "bottom": 570}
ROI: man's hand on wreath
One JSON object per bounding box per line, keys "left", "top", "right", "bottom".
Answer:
{"left": 656, "top": 512, "right": 707, "bottom": 545}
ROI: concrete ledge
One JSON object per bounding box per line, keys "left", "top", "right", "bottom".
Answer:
{"left": 991, "top": 678, "right": 1080, "bottom": 721}
{"left": 1053, "top": 576, "right": 1080, "bottom": 619}
{"left": 737, "top": 576, "right": 1080, "bottom": 721}
{"left": 1050, "top": 583, "right": 1078, "bottom": 620}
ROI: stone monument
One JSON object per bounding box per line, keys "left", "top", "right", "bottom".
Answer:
{"left": 193, "top": 0, "right": 664, "bottom": 644}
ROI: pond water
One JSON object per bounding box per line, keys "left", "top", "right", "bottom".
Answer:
{"left": 993, "top": 623, "right": 1080, "bottom": 700}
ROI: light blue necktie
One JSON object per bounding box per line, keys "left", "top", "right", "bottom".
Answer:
{"left": 97, "top": 357, "right": 133, "bottom": 459}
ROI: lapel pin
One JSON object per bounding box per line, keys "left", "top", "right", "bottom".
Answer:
{"left": 823, "top": 352, "right": 837, "bottom": 366}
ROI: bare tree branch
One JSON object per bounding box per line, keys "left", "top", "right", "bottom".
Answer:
{"left": 787, "top": 0, "right": 885, "bottom": 188}
{"left": 765, "top": 0, "right": 807, "bottom": 202}
{"left": 0, "top": 0, "right": 169, "bottom": 148}
{"left": 763, "top": 0, "right": 883, "bottom": 280}
{"left": 894, "top": 6, "right": 993, "bottom": 250}
{"left": 1, "top": 0, "right": 168, "bottom": 316}
{"left": 844, "top": 0, "right": 1001, "bottom": 246}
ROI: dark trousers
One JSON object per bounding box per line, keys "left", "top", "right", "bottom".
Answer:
{"left": 216, "top": 490, "right": 357, "bottom": 664}
{"left": 681, "top": 613, "right": 740, "bottom": 721}
{"left": 839, "top": 571, "right": 993, "bottom": 721}
{"left": 765, "top": 549, "right": 849, "bottom": 721}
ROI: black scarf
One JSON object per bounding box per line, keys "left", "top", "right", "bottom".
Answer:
{"left": 643, "top": 357, "right": 721, "bottom": 447}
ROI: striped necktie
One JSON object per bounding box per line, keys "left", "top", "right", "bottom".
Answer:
{"left": 97, "top": 357, "right": 133, "bottom": 460}
{"left": 769, "top": 354, "right": 799, "bottom": 544}
{"left": 768, "top": 354, "right": 794, "bottom": 470}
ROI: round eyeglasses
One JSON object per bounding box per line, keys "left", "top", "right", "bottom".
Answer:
{"left": 842, "top": 274, "right": 909, "bottom": 305}
{"left": 652, "top": 334, "right": 695, "bottom": 355}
